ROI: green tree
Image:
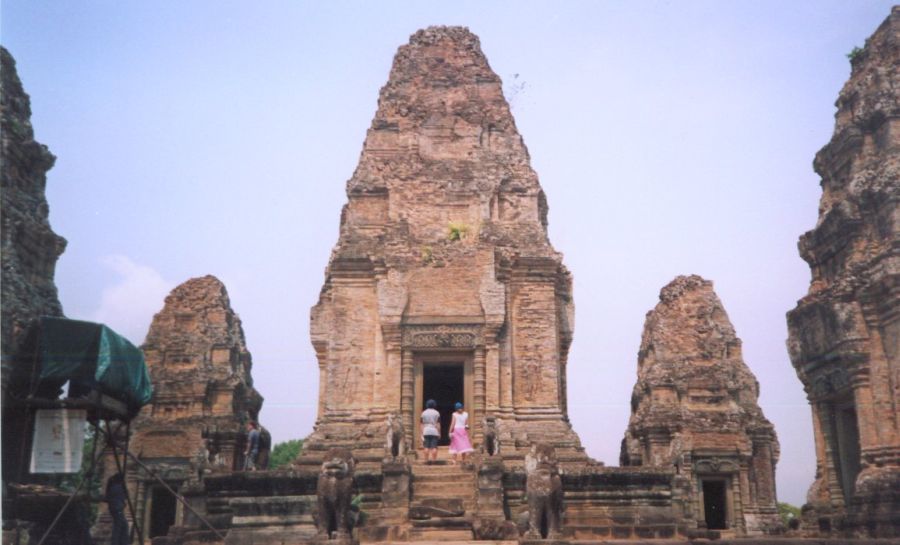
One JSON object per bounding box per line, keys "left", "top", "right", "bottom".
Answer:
{"left": 778, "top": 501, "right": 801, "bottom": 527}
{"left": 269, "top": 439, "right": 303, "bottom": 469}
{"left": 59, "top": 425, "right": 102, "bottom": 524}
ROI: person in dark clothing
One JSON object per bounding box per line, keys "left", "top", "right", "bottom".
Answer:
{"left": 243, "top": 421, "right": 260, "bottom": 470}
{"left": 256, "top": 425, "right": 272, "bottom": 470}
{"left": 106, "top": 473, "right": 129, "bottom": 545}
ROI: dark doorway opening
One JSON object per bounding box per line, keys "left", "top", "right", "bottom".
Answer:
{"left": 702, "top": 480, "right": 727, "bottom": 530}
{"left": 423, "top": 363, "right": 464, "bottom": 446}
{"left": 149, "top": 485, "right": 177, "bottom": 538}
{"left": 829, "top": 403, "right": 861, "bottom": 504}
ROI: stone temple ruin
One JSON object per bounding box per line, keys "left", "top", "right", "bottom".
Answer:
{"left": 1, "top": 7, "right": 899, "bottom": 545}
{"left": 93, "top": 276, "right": 264, "bottom": 543}
{"left": 786, "top": 6, "right": 900, "bottom": 539}
{"left": 1, "top": 45, "right": 76, "bottom": 545}
{"left": 300, "top": 24, "right": 583, "bottom": 470}
{"left": 621, "top": 275, "right": 781, "bottom": 535}
{"left": 165, "top": 26, "right": 786, "bottom": 544}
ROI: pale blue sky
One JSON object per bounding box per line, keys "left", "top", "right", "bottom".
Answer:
{"left": 3, "top": 1, "right": 894, "bottom": 506}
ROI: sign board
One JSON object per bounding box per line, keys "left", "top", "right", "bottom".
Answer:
{"left": 30, "top": 408, "right": 86, "bottom": 473}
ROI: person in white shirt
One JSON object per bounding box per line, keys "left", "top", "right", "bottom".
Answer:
{"left": 420, "top": 399, "right": 441, "bottom": 463}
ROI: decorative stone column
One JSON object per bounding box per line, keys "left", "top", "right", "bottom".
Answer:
{"left": 473, "top": 346, "right": 486, "bottom": 444}
{"left": 400, "top": 348, "right": 415, "bottom": 439}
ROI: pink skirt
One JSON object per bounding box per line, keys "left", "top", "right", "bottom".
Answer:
{"left": 449, "top": 427, "right": 474, "bottom": 454}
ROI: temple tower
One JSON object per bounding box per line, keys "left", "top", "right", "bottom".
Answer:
{"left": 622, "top": 275, "right": 781, "bottom": 536}
{"left": 786, "top": 6, "right": 900, "bottom": 538}
{"left": 0, "top": 46, "right": 67, "bottom": 390}
{"left": 96, "top": 275, "right": 263, "bottom": 542}
{"left": 305, "top": 26, "right": 584, "bottom": 466}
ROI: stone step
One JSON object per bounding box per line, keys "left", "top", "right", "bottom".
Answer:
{"left": 410, "top": 516, "right": 472, "bottom": 529}
{"left": 411, "top": 465, "right": 475, "bottom": 476}
{"left": 411, "top": 496, "right": 475, "bottom": 507}
{"left": 412, "top": 495, "right": 475, "bottom": 505}
{"left": 408, "top": 527, "right": 474, "bottom": 541}
{"left": 415, "top": 466, "right": 477, "bottom": 473}
{"left": 411, "top": 479, "right": 475, "bottom": 492}
{"left": 412, "top": 468, "right": 475, "bottom": 478}
{"left": 411, "top": 493, "right": 475, "bottom": 504}
{"left": 383, "top": 542, "right": 516, "bottom": 545}
{"left": 410, "top": 460, "right": 476, "bottom": 469}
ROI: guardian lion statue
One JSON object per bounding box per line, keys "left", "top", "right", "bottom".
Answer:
{"left": 384, "top": 413, "right": 406, "bottom": 461}
{"left": 481, "top": 416, "right": 500, "bottom": 456}
{"left": 316, "top": 448, "right": 356, "bottom": 541}
{"left": 524, "top": 443, "right": 563, "bottom": 539}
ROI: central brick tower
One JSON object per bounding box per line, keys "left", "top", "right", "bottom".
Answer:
{"left": 304, "top": 26, "right": 585, "bottom": 467}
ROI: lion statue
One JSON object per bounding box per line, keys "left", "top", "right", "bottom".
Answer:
{"left": 384, "top": 413, "right": 406, "bottom": 461}
{"left": 316, "top": 448, "right": 356, "bottom": 541}
{"left": 524, "top": 443, "right": 563, "bottom": 539}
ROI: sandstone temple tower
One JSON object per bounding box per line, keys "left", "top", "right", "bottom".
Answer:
{"left": 96, "top": 276, "right": 263, "bottom": 542}
{"left": 622, "top": 276, "right": 781, "bottom": 536}
{"left": 305, "top": 26, "right": 582, "bottom": 465}
{"left": 0, "top": 46, "right": 67, "bottom": 392}
{"left": 786, "top": 6, "right": 899, "bottom": 539}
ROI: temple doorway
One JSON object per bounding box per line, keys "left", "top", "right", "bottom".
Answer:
{"left": 413, "top": 353, "right": 474, "bottom": 449}
{"left": 829, "top": 400, "right": 861, "bottom": 503}
{"left": 147, "top": 484, "right": 178, "bottom": 538}
{"left": 423, "top": 363, "right": 464, "bottom": 446}
{"left": 702, "top": 479, "right": 728, "bottom": 530}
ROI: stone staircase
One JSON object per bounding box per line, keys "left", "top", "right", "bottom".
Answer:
{"left": 408, "top": 450, "right": 477, "bottom": 541}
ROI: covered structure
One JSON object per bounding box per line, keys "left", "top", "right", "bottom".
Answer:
{"left": 2, "top": 317, "right": 152, "bottom": 545}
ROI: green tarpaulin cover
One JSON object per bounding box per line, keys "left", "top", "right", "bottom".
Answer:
{"left": 38, "top": 317, "right": 152, "bottom": 410}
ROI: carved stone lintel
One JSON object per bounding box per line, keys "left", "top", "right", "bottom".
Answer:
{"left": 694, "top": 457, "right": 740, "bottom": 474}
{"left": 402, "top": 324, "right": 482, "bottom": 349}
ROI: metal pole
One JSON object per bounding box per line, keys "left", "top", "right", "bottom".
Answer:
{"left": 105, "top": 419, "right": 144, "bottom": 545}
{"left": 123, "top": 450, "right": 225, "bottom": 540}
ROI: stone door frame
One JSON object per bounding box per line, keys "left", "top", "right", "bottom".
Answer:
{"left": 140, "top": 478, "right": 184, "bottom": 541}
{"left": 693, "top": 456, "right": 740, "bottom": 532}
{"left": 411, "top": 351, "right": 474, "bottom": 449}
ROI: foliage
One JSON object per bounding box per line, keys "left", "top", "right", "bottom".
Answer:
{"left": 847, "top": 46, "right": 864, "bottom": 62}
{"left": 351, "top": 494, "right": 368, "bottom": 526}
{"left": 421, "top": 245, "right": 434, "bottom": 265}
{"left": 268, "top": 439, "right": 303, "bottom": 469}
{"left": 778, "top": 501, "right": 801, "bottom": 526}
{"left": 59, "top": 424, "right": 102, "bottom": 524}
{"left": 447, "top": 222, "right": 470, "bottom": 242}
{"left": 504, "top": 73, "right": 527, "bottom": 110}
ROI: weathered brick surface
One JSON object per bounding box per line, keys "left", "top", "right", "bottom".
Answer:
{"left": 0, "top": 46, "right": 66, "bottom": 388}
{"left": 0, "top": 45, "right": 85, "bottom": 545}
{"left": 622, "top": 275, "right": 781, "bottom": 536}
{"left": 94, "top": 276, "right": 263, "bottom": 543}
{"left": 786, "top": 7, "right": 900, "bottom": 539}
{"left": 304, "top": 26, "right": 583, "bottom": 467}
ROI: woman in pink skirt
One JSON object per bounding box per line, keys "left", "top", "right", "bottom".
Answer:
{"left": 449, "top": 402, "right": 474, "bottom": 463}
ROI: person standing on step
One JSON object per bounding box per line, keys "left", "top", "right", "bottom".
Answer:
{"left": 243, "top": 421, "right": 260, "bottom": 471}
{"left": 448, "top": 402, "right": 474, "bottom": 464}
{"left": 421, "top": 399, "right": 441, "bottom": 463}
